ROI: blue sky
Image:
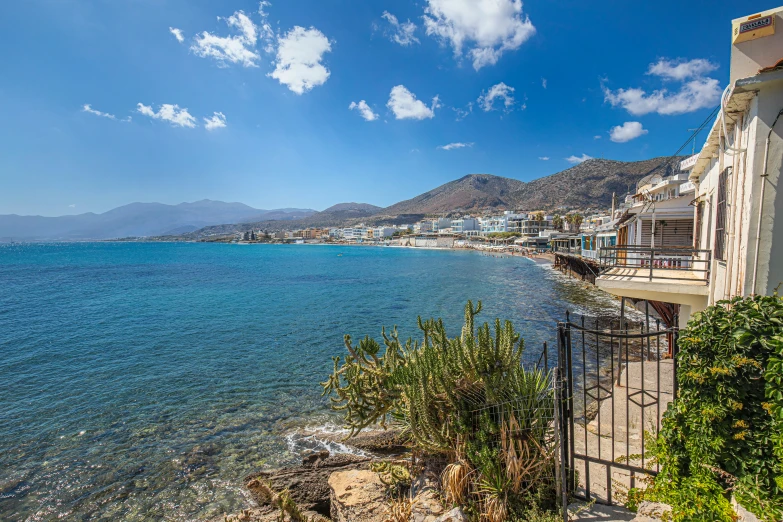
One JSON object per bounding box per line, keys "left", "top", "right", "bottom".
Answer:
{"left": 0, "top": 0, "right": 774, "bottom": 216}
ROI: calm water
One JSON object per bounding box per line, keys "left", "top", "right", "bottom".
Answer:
{"left": 0, "top": 243, "right": 624, "bottom": 521}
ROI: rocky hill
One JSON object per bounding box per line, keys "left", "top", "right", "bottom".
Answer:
{"left": 172, "top": 156, "right": 686, "bottom": 238}
{"left": 380, "top": 174, "right": 525, "bottom": 216}
{"left": 510, "top": 157, "right": 684, "bottom": 210}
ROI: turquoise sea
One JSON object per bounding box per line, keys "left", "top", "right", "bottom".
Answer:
{"left": 0, "top": 243, "right": 624, "bottom": 521}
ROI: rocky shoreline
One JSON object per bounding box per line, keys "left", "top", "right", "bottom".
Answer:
{"left": 222, "top": 428, "right": 469, "bottom": 522}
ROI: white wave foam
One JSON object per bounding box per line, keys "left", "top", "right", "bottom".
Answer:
{"left": 285, "top": 424, "right": 370, "bottom": 458}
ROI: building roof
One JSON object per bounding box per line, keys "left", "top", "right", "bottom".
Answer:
{"left": 689, "top": 68, "right": 783, "bottom": 180}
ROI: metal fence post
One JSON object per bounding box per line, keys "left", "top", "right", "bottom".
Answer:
{"left": 554, "top": 367, "right": 569, "bottom": 522}
{"left": 649, "top": 248, "right": 655, "bottom": 281}
{"left": 672, "top": 314, "right": 679, "bottom": 399}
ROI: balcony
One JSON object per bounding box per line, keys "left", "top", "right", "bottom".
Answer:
{"left": 596, "top": 246, "right": 712, "bottom": 307}
{"left": 598, "top": 246, "right": 711, "bottom": 283}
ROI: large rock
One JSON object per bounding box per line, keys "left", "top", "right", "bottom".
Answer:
{"left": 629, "top": 501, "right": 673, "bottom": 522}
{"left": 339, "top": 428, "right": 409, "bottom": 455}
{"left": 410, "top": 457, "right": 447, "bottom": 522}
{"left": 732, "top": 497, "right": 760, "bottom": 522}
{"left": 246, "top": 452, "right": 371, "bottom": 517}
{"left": 411, "top": 488, "right": 446, "bottom": 522}
{"left": 328, "top": 469, "right": 388, "bottom": 522}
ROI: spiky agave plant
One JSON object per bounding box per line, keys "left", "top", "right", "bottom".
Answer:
{"left": 322, "top": 301, "right": 528, "bottom": 451}
{"left": 323, "top": 301, "right": 558, "bottom": 518}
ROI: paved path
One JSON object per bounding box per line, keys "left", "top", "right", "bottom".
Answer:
{"left": 568, "top": 502, "right": 636, "bottom": 521}
{"left": 571, "top": 360, "right": 674, "bottom": 504}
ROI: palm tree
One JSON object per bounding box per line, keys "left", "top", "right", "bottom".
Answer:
{"left": 572, "top": 213, "right": 584, "bottom": 230}
{"left": 552, "top": 214, "right": 563, "bottom": 231}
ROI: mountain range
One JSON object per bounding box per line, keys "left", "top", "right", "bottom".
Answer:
{"left": 1, "top": 156, "right": 684, "bottom": 240}
{"left": 0, "top": 201, "right": 315, "bottom": 241}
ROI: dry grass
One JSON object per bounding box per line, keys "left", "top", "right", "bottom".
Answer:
{"left": 441, "top": 438, "right": 474, "bottom": 505}
{"left": 384, "top": 496, "right": 412, "bottom": 522}
{"left": 482, "top": 495, "right": 509, "bottom": 522}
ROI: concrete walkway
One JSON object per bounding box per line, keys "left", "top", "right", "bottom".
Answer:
{"left": 572, "top": 360, "right": 674, "bottom": 504}
{"left": 568, "top": 502, "right": 636, "bottom": 521}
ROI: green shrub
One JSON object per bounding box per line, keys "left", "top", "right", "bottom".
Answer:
{"left": 322, "top": 301, "right": 558, "bottom": 521}
{"left": 651, "top": 294, "right": 783, "bottom": 521}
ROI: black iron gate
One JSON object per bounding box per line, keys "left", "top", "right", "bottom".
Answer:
{"left": 556, "top": 301, "right": 678, "bottom": 506}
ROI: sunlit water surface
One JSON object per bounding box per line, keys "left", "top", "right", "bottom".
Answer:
{"left": 0, "top": 243, "right": 627, "bottom": 520}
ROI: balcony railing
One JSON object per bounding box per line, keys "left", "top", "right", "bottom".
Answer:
{"left": 599, "top": 245, "right": 711, "bottom": 283}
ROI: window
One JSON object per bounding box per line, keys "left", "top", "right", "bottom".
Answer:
{"left": 694, "top": 201, "right": 704, "bottom": 249}
{"left": 714, "top": 167, "right": 730, "bottom": 261}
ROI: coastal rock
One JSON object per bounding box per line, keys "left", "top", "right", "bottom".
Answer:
{"left": 223, "top": 507, "right": 329, "bottom": 522}
{"left": 338, "top": 428, "right": 409, "bottom": 455}
{"left": 433, "top": 508, "right": 468, "bottom": 522}
{"left": 410, "top": 488, "right": 446, "bottom": 522}
{"left": 246, "top": 453, "right": 371, "bottom": 516}
{"left": 629, "top": 501, "right": 673, "bottom": 522}
{"left": 410, "top": 458, "right": 447, "bottom": 522}
{"left": 328, "top": 469, "right": 387, "bottom": 522}
{"left": 731, "top": 497, "right": 760, "bottom": 522}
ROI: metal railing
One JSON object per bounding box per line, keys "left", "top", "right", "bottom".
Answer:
{"left": 552, "top": 246, "right": 582, "bottom": 256}
{"left": 598, "top": 245, "right": 711, "bottom": 283}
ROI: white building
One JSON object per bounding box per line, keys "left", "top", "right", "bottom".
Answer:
{"left": 414, "top": 221, "right": 433, "bottom": 234}
{"left": 371, "top": 227, "right": 395, "bottom": 239}
{"left": 597, "top": 6, "right": 783, "bottom": 324}
{"left": 451, "top": 217, "right": 480, "bottom": 235}
{"left": 341, "top": 227, "right": 369, "bottom": 240}
{"left": 432, "top": 218, "right": 452, "bottom": 233}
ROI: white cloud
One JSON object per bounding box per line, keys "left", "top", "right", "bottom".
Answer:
{"left": 82, "top": 104, "right": 116, "bottom": 120}
{"left": 603, "top": 78, "right": 721, "bottom": 116}
{"left": 68, "top": 204, "right": 77, "bottom": 208}
{"left": 541, "top": 78, "right": 547, "bottom": 89}
{"left": 191, "top": 10, "right": 260, "bottom": 67}
{"left": 593, "top": 135, "right": 602, "bottom": 140}
{"left": 423, "top": 0, "right": 536, "bottom": 70}
{"left": 453, "top": 102, "right": 473, "bottom": 121}
{"left": 269, "top": 26, "right": 332, "bottom": 94}
{"left": 604, "top": 57, "right": 721, "bottom": 116}
{"left": 381, "top": 11, "right": 419, "bottom": 46}
{"left": 257, "top": 1, "right": 276, "bottom": 53}
{"left": 609, "top": 121, "right": 648, "bottom": 143}
{"left": 349, "top": 100, "right": 379, "bottom": 121}
{"left": 647, "top": 58, "right": 718, "bottom": 81}
{"left": 538, "top": 156, "right": 549, "bottom": 160}
{"left": 137, "top": 103, "right": 197, "bottom": 128}
{"left": 387, "top": 85, "right": 440, "bottom": 120}
{"left": 169, "top": 27, "right": 185, "bottom": 43}
{"left": 439, "top": 142, "right": 474, "bottom": 150}
{"left": 566, "top": 154, "right": 592, "bottom": 164}
{"left": 204, "top": 112, "right": 227, "bottom": 130}
{"left": 478, "top": 82, "right": 515, "bottom": 111}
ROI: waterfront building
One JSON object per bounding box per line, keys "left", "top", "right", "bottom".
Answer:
{"left": 481, "top": 211, "right": 524, "bottom": 235}
{"left": 414, "top": 221, "right": 433, "bottom": 233}
{"left": 432, "top": 218, "right": 452, "bottom": 233}
{"left": 371, "top": 227, "right": 395, "bottom": 239}
{"left": 451, "top": 217, "right": 480, "bottom": 234}
{"left": 597, "top": 6, "right": 783, "bottom": 324}
{"left": 550, "top": 234, "right": 582, "bottom": 254}
{"left": 518, "top": 214, "right": 553, "bottom": 237}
